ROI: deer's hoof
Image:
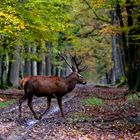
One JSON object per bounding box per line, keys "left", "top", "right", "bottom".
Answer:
{"left": 38, "top": 115, "right": 42, "bottom": 120}
{"left": 34, "top": 115, "right": 42, "bottom": 120}
{"left": 34, "top": 115, "right": 39, "bottom": 120}
{"left": 19, "top": 114, "right": 22, "bottom": 118}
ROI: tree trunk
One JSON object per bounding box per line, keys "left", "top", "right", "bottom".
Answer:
{"left": 0, "top": 41, "right": 8, "bottom": 87}
{"left": 37, "top": 61, "right": 43, "bottom": 75}
{"left": 126, "top": 0, "right": 140, "bottom": 90}
{"left": 24, "top": 46, "right": 31, "bottom": 76}
{"left": 46, "top": 54, "right": 51, "bottom": 76}
{"left": 65, "top": 55, "right": 71, "bottom": 76}
{"left": 107, "top": 9, "right": 125, "bottom": 84}
{"left": 115, "top": 0, "right": 140, "bottom": 90}
{"left": 9, "top": 60, "right": 20, "bottom": 86}
{"left": 116, "top": 0, "right": 128, "bottom": 72}
{"left": 1, "top": 57, "right": 7, "bottom": 87}
{"left": 31, "top": 61, "right": 37, "bottom": 76}
{"left": 46, "top": 43, "right": 52, "bottom": 76}
{"left": 112, "top": 35, "right": 125, "bottom": 82}
{"left": 7, "top": 47, "right": 20, "bottom": 87}
{"left": 31, "top": 45, "right": 37, "bottom": 76}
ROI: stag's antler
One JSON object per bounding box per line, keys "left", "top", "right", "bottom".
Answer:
{"left": 71, "top": 53, "right": 88, "bottom": 73}
{"left": 59, "top": 53, "right": 88, "bottom": 73}
{"left": 58, "top": 53, "right": 72, "bottom": 70}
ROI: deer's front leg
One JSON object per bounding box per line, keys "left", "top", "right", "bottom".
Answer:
{"left": 39, "top": 97, "right": 51, "bottom": 119}
{"left": 57, "top": 97, "right": 65, "bottom": 118}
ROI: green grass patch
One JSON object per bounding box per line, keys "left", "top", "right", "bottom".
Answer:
{"left": 69, "top": 112, "right": 91, "bottom": 123}
{"left": 0, "top": 100, "right": 16, "bottom": 108}
{"left": 82, "top": 96, "right": 103, "bottom": 107}
{"left": 127, "top": 92, "right": 140, "bottom": 101}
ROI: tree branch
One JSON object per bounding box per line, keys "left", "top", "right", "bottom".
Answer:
{"left": 83, "top": 0, "right": 111, "bottom": 24}
{"left": 76, "top": 28, "right": 96, "bottom": 38}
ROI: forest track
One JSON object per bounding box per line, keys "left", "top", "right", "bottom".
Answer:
{"left": 0, "top": 93, "right": 77, "bottom": 140}
{"left": 0, "top": 84, "right": 140, "bottom": 140}
{"left": 0, "top": 84, "right": 90, "bottom": 140}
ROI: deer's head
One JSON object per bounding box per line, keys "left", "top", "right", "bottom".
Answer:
{"left": 59, "top": 53, "right": 87, "bottom": 85}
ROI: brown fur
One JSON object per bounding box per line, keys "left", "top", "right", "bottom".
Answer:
{"left": 19, "top": 76, "right": 31, "bottom": 88}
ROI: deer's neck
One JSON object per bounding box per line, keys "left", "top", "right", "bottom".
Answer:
{"left": 64, "top": 74, "right": 77, "bottom": 92}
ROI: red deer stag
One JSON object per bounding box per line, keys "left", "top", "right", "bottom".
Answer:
{"left": 19, "top": 54, "right": 87, "bottom": 120}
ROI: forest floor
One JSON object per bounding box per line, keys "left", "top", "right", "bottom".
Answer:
{"left": 0, "top": 85, "right": 140, "bottom": 140}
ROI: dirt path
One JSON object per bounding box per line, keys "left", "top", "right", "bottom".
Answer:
{"left": 0, "top": 85, "right": 140, "bottom": 140}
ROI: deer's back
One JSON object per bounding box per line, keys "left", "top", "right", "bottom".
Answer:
{"left": 24, "top": 76, "right": 68, "bottom": 97}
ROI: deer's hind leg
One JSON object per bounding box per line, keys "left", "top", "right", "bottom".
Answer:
{"left": 27, "top": 95, "right": 39, "bottom": 120}
{"left": 19, "top": 94, "right": 28, "bottom": 118}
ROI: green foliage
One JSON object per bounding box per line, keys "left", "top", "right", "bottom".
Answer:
{"left": 0, "top": 99, "right": 15, "bottom": 108}
{"left": 68, "top": 112, "right": 91, "bottom": 123}
{"left": 127, "top": 93, "right": 140, "bottom": 101}
{"left": 116, "top": 76, "right": 128, "bottom": 87}
{"left": 20, "top": 0, "right": 73, "bottom": 41}
{"left": 82, "top": 96, "right": 103, "bottom": 107}
{"left": 0, "top": 0, "right": 76, "bottom": 65}
{"left": 68, "top": 0, "right": 113, "bottom": 81}
{"left": 0, "top": 0, "right": 129, "bottom": 85}
{"left": 0, "top": 6, "right": 25, "bottom": 39}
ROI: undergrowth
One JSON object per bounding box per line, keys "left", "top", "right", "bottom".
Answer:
{"left": 127, "top": 92, "right": 140, "bottom": 101}
{"left": 82, "top": 96, "right": 103, "bottom": 107}
{"left": 69, "top": 112, "right": 91, "bottom": 123}
{"left": 0, "top": 99, "right": 16, "bottom": 108}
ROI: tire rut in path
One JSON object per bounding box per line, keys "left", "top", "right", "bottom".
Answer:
{"left": 0, "top": 92, "right": 77, "bottom": 140}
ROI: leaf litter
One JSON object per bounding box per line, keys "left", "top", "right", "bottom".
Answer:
{"left": 0, "top": 85, "right": 140, "bottom": 140}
